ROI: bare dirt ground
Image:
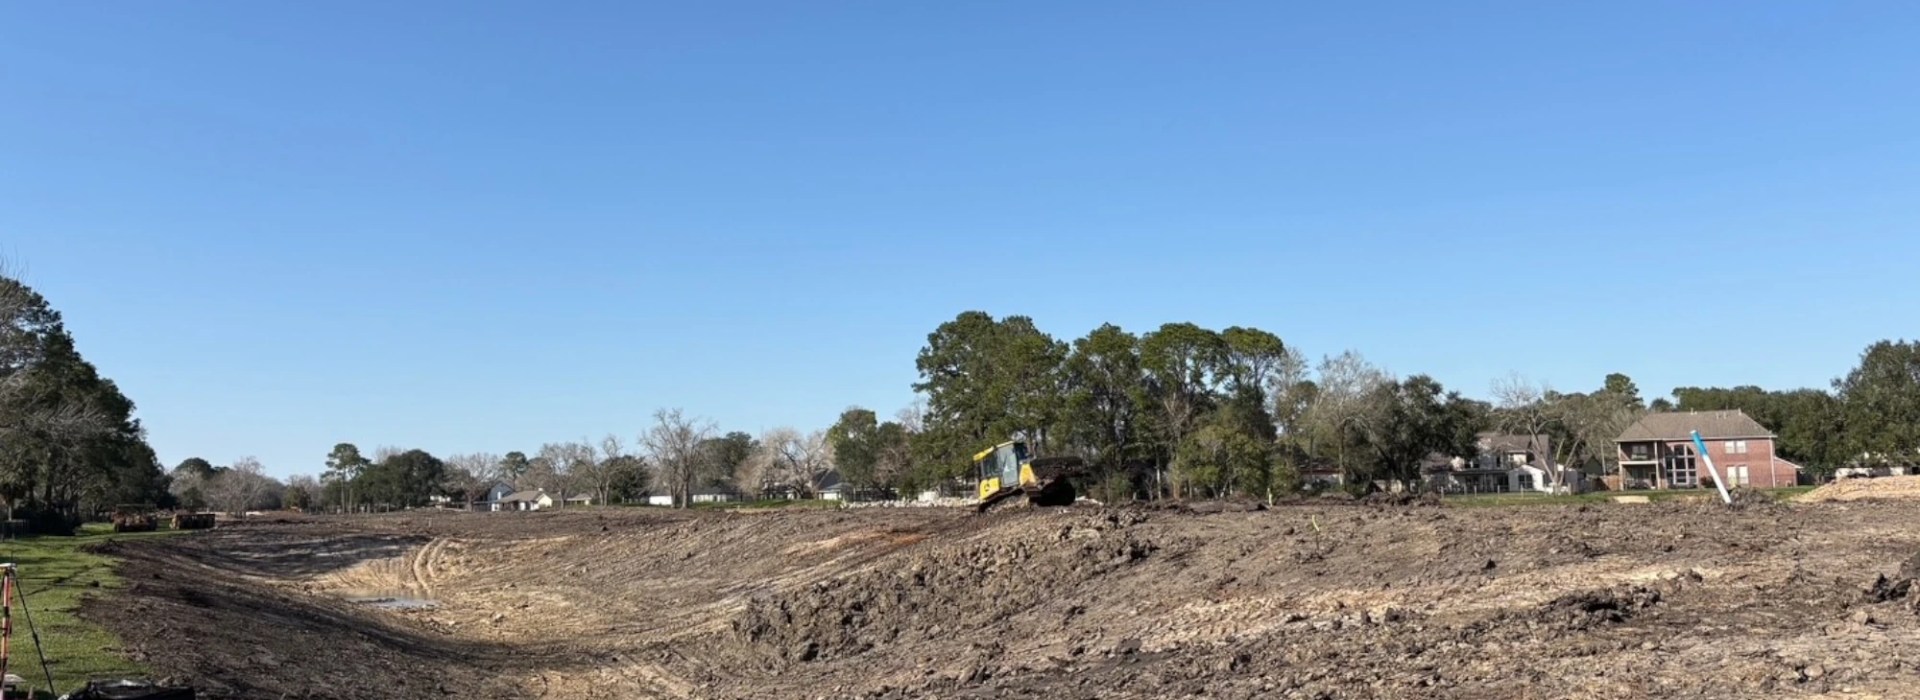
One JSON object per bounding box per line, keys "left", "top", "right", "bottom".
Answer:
{"left": 77, "top": 498, "right": 1920, "bottom": 699}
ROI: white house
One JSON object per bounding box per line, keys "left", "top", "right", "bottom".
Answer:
{"left": 691, "top": 483, "right": 744, "bottom": 504}
{"left": 1835, "top": 464, "right": 1915, "bottom": 479}
{"left": 500, "top": 489, "right": 554, "bottom": 511}
{"left": 1427, "top": 433, "right": 1587, "bottom": 495}
{"left": 477, "top": 483, "right": 516, "bottom": 512}
{"left": 563, "top": 493, "right": 595, "bottom": 507}
{"left": 816, "top": 471, "right": 846, "bottom": 501}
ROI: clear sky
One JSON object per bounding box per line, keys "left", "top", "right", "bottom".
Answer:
{"left": 5, "top": 2, "right": 1917, "bottom": 477}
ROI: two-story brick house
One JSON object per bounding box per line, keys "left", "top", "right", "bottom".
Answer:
{"left": 1614, "top": 410, "right": 1800, "bottom": 490}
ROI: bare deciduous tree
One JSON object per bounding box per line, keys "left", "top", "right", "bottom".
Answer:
{"left": 1265, "top": 346, "right": 1311, "bottom": 437}
{"left": 642, "top": 409, "right": 714, "bottom": 508}
{"left": 1491, "top": 374, "right": 1572, "bottom": 491}
{"left": 895, "top": 401, "right": 926, "bottom": 434}
{"left": 283, "top": 474, "right": 320, "bottom": 511}
{"left": 211, "top": 457, "right": 278, "bottom": 515}
{"left": 1493, "top": 374, "right": 1644, "bottom": 492}
{"left": 734, "top": 446, "right": 770, "bottom": 499}
{"left": 168, "top": 468, "right": 213, "bottom": 511}
{"left": 444, "top": 453, "right": 502, "bottom": 503}
{"left": 534, "top": 442, "right": 593, "bottom": 502}
{"left": 749, "top": 427, "right": 836, "bottom": 499}
{"left": 1304, "top": 351, "right": 1390, "bottom": 479}
{"left": 573, "top": 434, "right": 628, "bottom": 505}
{"left": 560, "top": 440, "right": 596, "bottom": 505}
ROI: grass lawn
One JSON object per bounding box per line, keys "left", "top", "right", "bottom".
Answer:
{"left": 0, "top": 523, "right": 183, "bottom": 697}
{"left": 1446, "top": 485, "right": 1817, "bottom": 508}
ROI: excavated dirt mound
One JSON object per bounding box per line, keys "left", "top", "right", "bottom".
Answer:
{"left": 77, "top": 502, "right": 1920, "bottom": 699}
{"left": 1797, "top": 475, "right": 1920, "bottom": 502}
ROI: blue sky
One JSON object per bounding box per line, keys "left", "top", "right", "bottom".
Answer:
{"left": 5, "top": 2, "right": 1917, "bottom": 477}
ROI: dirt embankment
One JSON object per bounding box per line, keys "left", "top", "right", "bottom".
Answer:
{"left": 1798, "top": 475, "right": 1920, "bottom": 503}
{"left": 81, "top": 501, "right": 1920, "bottom": 699}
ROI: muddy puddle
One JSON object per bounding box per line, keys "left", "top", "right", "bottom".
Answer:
{"left": 334, "top": 588, "right": 437, "bottom": 610}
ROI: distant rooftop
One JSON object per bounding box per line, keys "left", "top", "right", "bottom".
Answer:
{"left": 1616, "top": 410, "right": 1771, "bottom": 442}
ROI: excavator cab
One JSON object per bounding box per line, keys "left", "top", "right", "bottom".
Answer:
{"left": 974, "top": 441, "right": 1031, "bottom": 500}
{"left": 973, "top": 441, "right": 1082, "bottom": 512}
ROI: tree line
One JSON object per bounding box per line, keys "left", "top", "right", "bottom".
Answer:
{"left": 893, "top": 313, "right": 1920, "bottom": 494}
{"left": 0, "top": 271, "right": 169, "bottom": 531}
{"left": 268, "top": 315, "right": 1920, "bottom": 508}
{"left": 266, "top": 409, "right": 847, "bottom": 510}
{"left": 895, "top": 312, "right": 1535, "bottom": 499}
{"left": 17, "top": 262, "right": 1916, "bottom": 524}
{"left": 1670, "top": 339, "right": 1920, "bottom": 475}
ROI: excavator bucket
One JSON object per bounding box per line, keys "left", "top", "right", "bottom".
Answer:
{"left": 1025, "top": 477, "right": 1077, "bottom": 507}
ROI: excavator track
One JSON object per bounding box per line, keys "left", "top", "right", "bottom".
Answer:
{"left": 975, "top": 473, "right": 1079, "bottom": 513}
{"left": 975, "top": 486, "right": 1027, "bottom": 513}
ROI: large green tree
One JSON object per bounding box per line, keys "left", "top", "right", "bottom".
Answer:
{"left": 1345, "top": 375, "right": 1482, "bottom": 488}
{"left": 1672, "top": 383, "right": 1850, "bottom": 471}
{"left": 827, "top": 408, "right": 881, "bottom": 488}
{"left": 0, "top": 274, "right": 165, "bottom": 526}
{"left": 323, "top": 443, "right": 370, "bottom": 512}
{"left": 499, "top": 451, "right": 532, "bottom": 484}
{"left": 1060, "top": 324, "right": 1151, "bottom": 477}
{"left": 1603, "top": 373, "right": 1644, "bottom": 410}
{"left": 1218, "top": 327, "right": 1287, "bottom": 412}
{"left": 827, "top": 408, "right": 912, "bottom": 495}
{"left": 1172, "top": 416, "right": 1272, "bottom": 500}
{"left": 698, "top": 431, "right": 757, "bottom": 489}
{"left": 912, "top": 312, "right": 1068, "bottom": 485}
{"left": 358, "top": 449, "right": 447, "bottom": 509}
{"left": 1140, "top": 323, "right": 1227, "bottom": 494}
{"left": 1835, "top": 340, "right": 1920, "bottom": 467}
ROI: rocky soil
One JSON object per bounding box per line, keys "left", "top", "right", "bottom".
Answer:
{"left": 79, "top": 499, "right": 1920, "bottom": 699}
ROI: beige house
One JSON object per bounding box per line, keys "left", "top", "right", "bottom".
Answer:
{"left": 500, "top": 489, "right": 554, "bottom": 511}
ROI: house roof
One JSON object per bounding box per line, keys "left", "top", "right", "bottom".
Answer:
{"left": 563, "top": 493, "right": 593, "bottom": 501}
{"left": 1615, "top": 410, "right": 1772, "bottom": 442}
{"left": 1478, "top": 433, "right": 1549, "bottom": 453}
{"left": 502, "top": 489, "right": 548, "bottom": 502}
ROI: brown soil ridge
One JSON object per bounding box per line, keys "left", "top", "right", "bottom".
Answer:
{"left": 78, "top": 502, "right": 1920, "bottom": 699}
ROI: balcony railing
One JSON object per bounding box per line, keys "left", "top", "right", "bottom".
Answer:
{"left": 1620, "top": 448, "right": 1657, "bottom": 462}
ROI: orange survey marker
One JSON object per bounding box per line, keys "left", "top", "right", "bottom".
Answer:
{"left": 0, "top": 563, "right": 55, "bottom": 699}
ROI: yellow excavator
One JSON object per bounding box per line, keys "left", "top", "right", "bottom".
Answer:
{"left": 973, "top": 441, "right": 1083, "bottom": 512}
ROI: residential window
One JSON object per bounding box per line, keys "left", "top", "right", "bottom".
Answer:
{"left": 1664, "top": 448, "right": 1698, "bottom": 488}
{"left": 1727, "top": 465, "right": 1750, "bottom": 487}
{"left": 1726, "top": 440, "right": 1748, "bottom": 455}
{"left": 1625, "top": 444, "right": 1653, "bottom": 461}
